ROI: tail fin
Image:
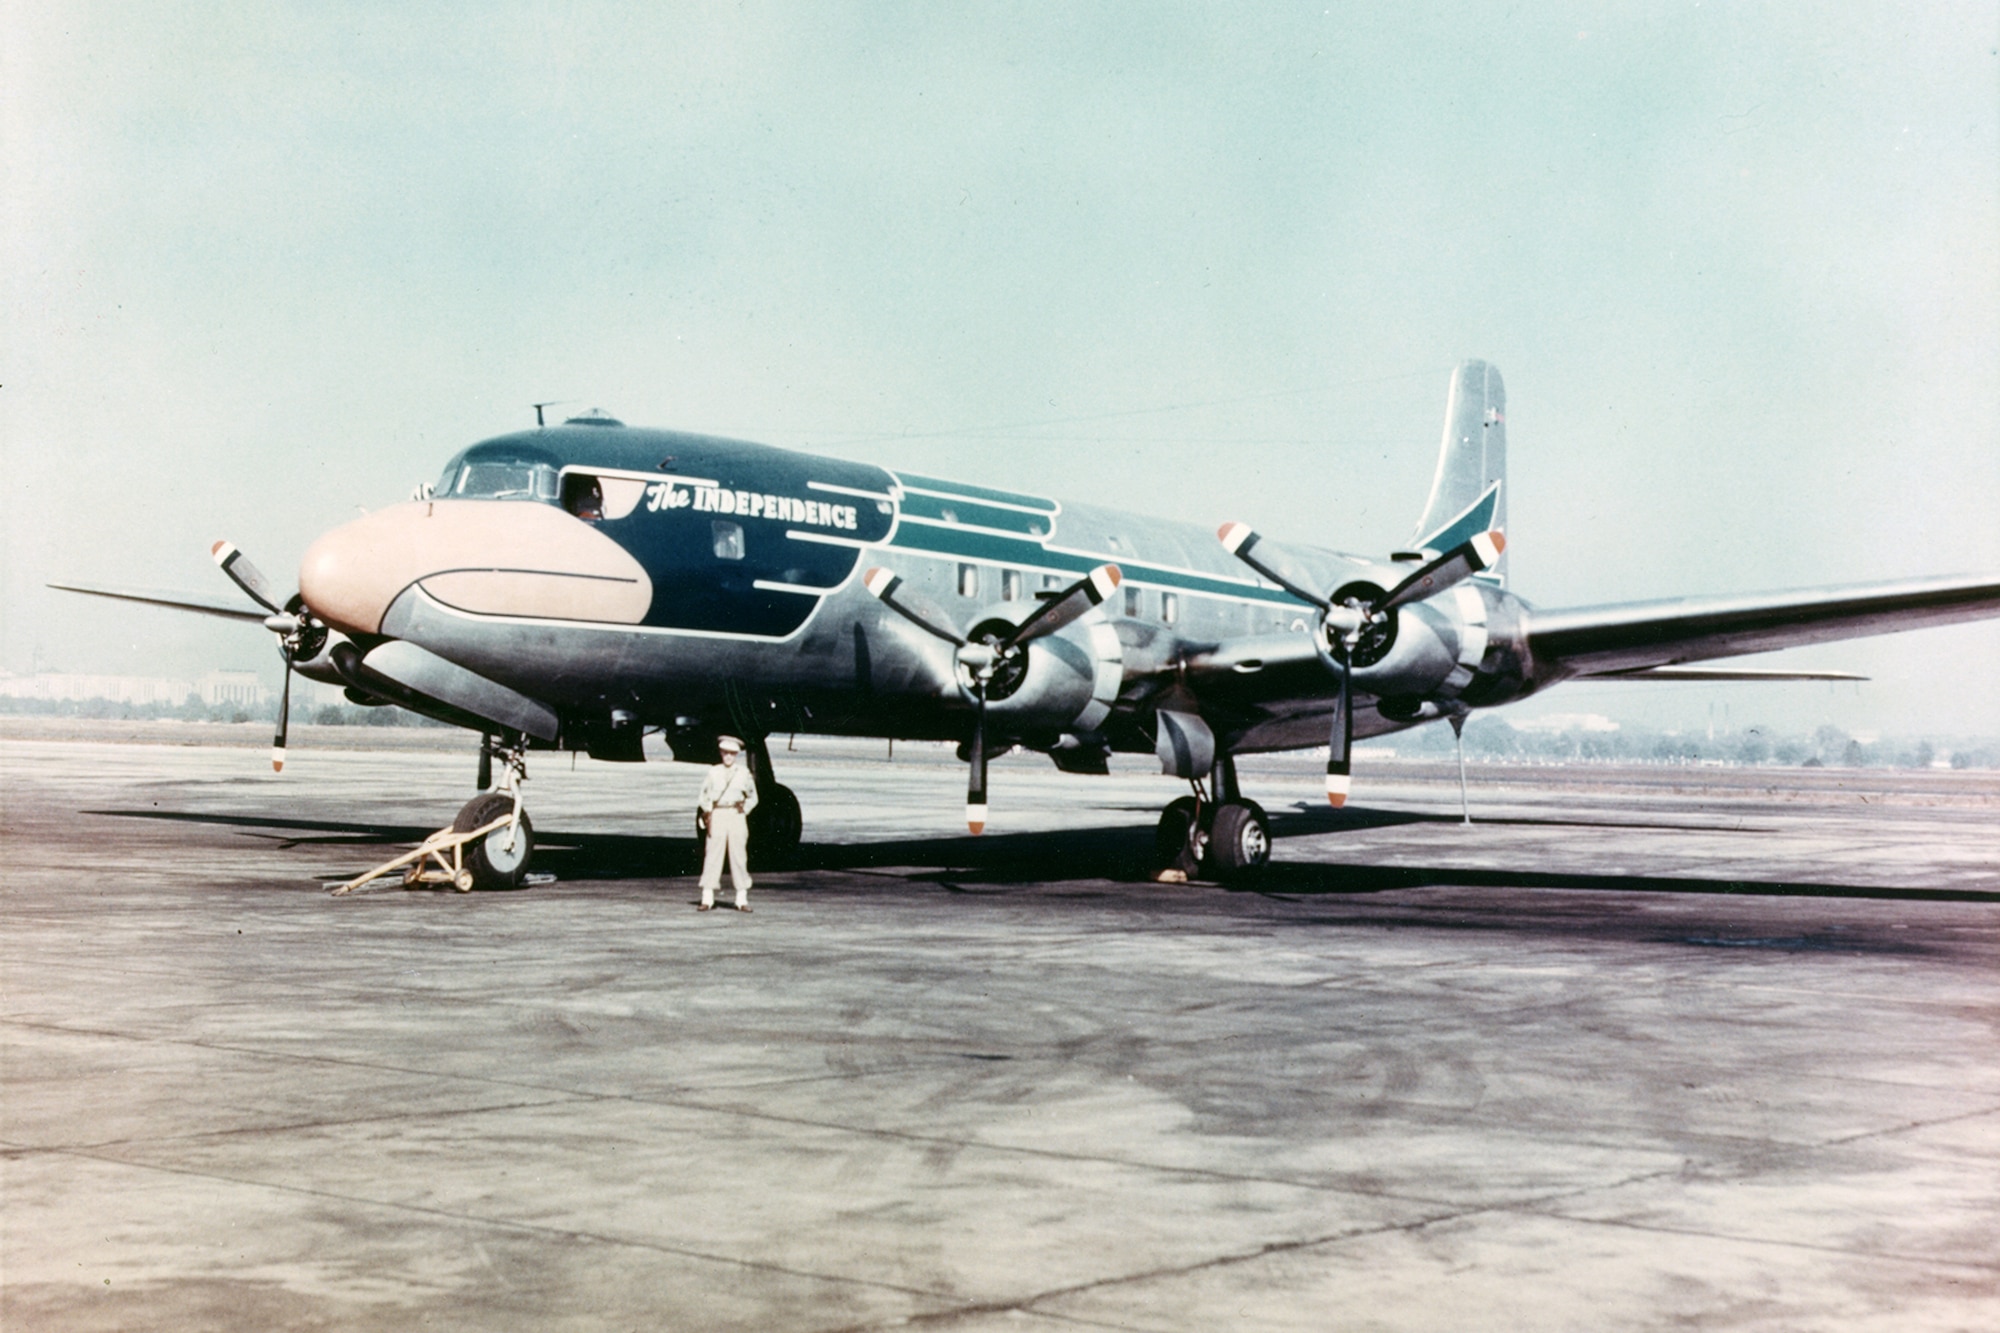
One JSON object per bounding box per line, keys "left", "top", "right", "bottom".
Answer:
{"left": 1406, "top": 360, "right": 1507, "bottom": 586}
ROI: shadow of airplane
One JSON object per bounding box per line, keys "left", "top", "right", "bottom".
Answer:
{"left": 82, "top": 806, "right": 1997, "bottom": 902}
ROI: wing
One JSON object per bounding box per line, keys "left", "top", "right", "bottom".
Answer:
{"left": 1528, "top": 575, "right": 2000, "bottom": 677}
{"left": 48, "top": 583, "right": 271, "bottom": 624}
{"left": 1590, "top": 666, "right": 1867, "bottom": 682}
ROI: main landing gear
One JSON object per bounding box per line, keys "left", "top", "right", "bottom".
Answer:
{"left": 1155, "top": 752, "right": 1270, "bottom": 885}
{"left": 693, "top": 735, "right": 803, "bottom": 869}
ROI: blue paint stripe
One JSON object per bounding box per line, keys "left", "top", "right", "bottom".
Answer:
{"left": 884, "top": 525, "right": 1311, "bottom": 608}
{"left": 895, "top": 472, "right": 1059, "bottom": 514}
{"left": 898, "top": 491, "right": 1053, "bottom": 536}
{"left": 1416, "top": 484, "right": 1499, "bottom": 553}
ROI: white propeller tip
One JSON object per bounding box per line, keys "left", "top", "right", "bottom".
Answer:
{"left": 1324, "top": 773, "right": 1350, "bottom": 807}
{"left": 966, "top": 803, "right": 987, "bottom": 835}
{"left": 863, "top": 567, "right": 896, "bottom": 598}
{"left": 270, "top": 748, "right": 286, "bottom": 772}
{"left": 1087, "top": 564, "right": 1121, "bottom": 601}
{"left": 211, "top": 540, "right": 238, "bottom": 566}
{"left": 1217, "top": 522, "right": 1254, "bottom": 554}
{"left": 1472, "top": 530, "right": 1505, "bottom": 567}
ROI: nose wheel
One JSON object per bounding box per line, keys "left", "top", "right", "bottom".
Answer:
{"left": 453, "top": 792, "right": 535, "bottom": 891}
{"left": 453, "top": 740, "right": 534, "bottom": 890}
{"left": 329, "top": 740, "right": 535, "bottom": 896}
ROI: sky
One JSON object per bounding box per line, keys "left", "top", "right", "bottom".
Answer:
{"left": 4, "top": 2, "right": 1997, "bottom": 738}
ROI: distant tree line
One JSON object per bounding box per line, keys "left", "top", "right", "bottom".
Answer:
{"left": 1393, "top": 717, "right": 1998, "bottom": 769}
{"left": 0, "top": 694, "right": 445, "bottom": 728}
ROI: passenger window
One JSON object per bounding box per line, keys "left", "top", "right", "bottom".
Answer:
{"left": 712, "top": 520, "right": 745, "bottom": 560}
{"left": 1161, "top": 591, "right": 1179, "bottom": 625}
{"left": 958, "top": 563, "right": 979, "bottom": 598}
{"left": 1124, "top": 586, "right": 1142, "bottom": 617}
{"left": 1001, "top": 570, "right": 1023, "bottom": 602}
{"left": 1041, "top": 574, "right": 1063, "bottom": 591}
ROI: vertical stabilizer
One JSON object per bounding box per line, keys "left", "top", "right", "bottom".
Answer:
{"left": 1408, "top": 360, "right": 1507, "bottom": 586}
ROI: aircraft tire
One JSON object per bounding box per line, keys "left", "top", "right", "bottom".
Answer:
{"left": 1207, "top": 800, "right": 1270, "bottom": 884}
{"left": 749, "top": 783, "right": 804, "bottom": 867}
{"left": 1155, "top": 797, "right": 1208, "bottom": 877}
{"left": 453, "top": 793, "right": 534, "bottom": 891}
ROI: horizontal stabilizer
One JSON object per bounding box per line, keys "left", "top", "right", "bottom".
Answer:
{"left": 1531, "top": 575, "right": 2000, "bottom": 676}
{"left": 48, "top": 582, "right": 270, "bottom": 624}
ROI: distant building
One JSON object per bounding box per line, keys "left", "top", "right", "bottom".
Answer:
{"left": 0, "top": 669, "right": 270, "bottom": 708}
{"left": 199, "top": 670, "right": 266, "bottom": 707}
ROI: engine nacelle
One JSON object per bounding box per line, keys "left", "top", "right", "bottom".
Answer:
{"left": 1339, "top": 582, "right": 1531, "bottom": 712}
{"left": 959, "top": 606, "right": 1124, "bottom": 734}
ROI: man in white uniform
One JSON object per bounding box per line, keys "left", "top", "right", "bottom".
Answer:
{"left": 696, "top": 735, "right": 759, "bottom": 911}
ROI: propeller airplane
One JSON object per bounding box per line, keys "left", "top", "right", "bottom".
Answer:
{"left": 52, "top": 361, "right": 2000, "bottom": 888}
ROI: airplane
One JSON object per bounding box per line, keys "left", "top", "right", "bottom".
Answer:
{"left": 53, "top": 360, "right": 2000, "bottom": 889}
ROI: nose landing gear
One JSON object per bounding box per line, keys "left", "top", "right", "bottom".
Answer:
{"left": 1155, "top": 752, "right": 1270, "bottom": 885}
{"left": 329, "top": 737, "right": 535, "bottom": 895}
{"left": 453, "top": 739, "right": 533, "bottom": 891}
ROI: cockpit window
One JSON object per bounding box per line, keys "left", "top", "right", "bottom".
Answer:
{"left": 452, "top": 461, "right": 559, "bottom": 501}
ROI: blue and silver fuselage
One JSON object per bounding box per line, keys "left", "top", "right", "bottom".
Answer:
{"left": 296, "top": 421, "right": 1533, "bottom": 755}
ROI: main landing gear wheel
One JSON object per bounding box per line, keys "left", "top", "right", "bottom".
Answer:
{"left": 749, "top": 783, "right": 803, "bottom": 866}
{"left": 1155, "top": 797, "right": 1269, "bottom": 884}
{"left": 1206, "top": 800, "right": 1271, "bottom": 884}
{"left": 1156, "top": 796, "right": 1208, "bottom": 878}
{"left": 453, "top": 792, "right": 534, "bottom": 891}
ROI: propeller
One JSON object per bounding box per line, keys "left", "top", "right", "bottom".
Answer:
{"left": 1218, "top": 523, "right": 1504, "bottom": 807}
{"left": 866, "top": 564, "right": 1121, "bottom": 833}
{"left": 212, "top": 541, "right": 325, "bottom": 771}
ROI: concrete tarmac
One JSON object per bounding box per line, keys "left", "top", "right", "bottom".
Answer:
{"left": 3, "top": 730, "right": 1998, "bottom": 1331}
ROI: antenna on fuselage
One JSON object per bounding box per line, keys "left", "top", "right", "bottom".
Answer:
{"left": 530, "top": 400, "right": 573, "bottom": 428}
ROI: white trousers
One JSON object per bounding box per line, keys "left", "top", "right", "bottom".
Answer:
{"left": 699, "top": 808, "right": 751, "bottom": 906}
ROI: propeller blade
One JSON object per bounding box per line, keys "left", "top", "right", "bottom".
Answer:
{"left": 46, "top": 583, "right": 271, "bottom": 623}
{"left": 863, "top": 567, "right": 967, "bottom": 647}
{"left": 272, "top": 651, "right": 293, "bottom": 772}
{"left": 1376, "top": 531, "right": 1505, "bottom": 613}
{"left": 966, "top": 687, "right": 988, "bottom": 835}
{"left": 1000, "top": 564, "right": 1121, "bottom": 649}
{"left": 1326, "top": 639, "right": 1352, "bottom": 808}
{"left": 211, "top": 541, "right": 286, "bottom": 614}
{"left": 1217, "top": 523, "right": 1331, "bottom": 611}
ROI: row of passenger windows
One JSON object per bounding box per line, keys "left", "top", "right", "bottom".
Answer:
{"left": 956, "top": 563, "right": 1178, "bottom": 624}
